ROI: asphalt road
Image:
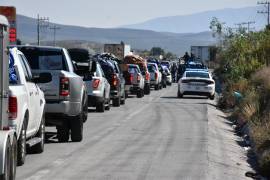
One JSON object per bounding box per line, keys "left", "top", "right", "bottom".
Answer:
{"left": 17, "top": 84, "right": 210, "bottom": 180}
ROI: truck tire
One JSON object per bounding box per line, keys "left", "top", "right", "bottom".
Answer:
{"left": 105, "top": 97, "right": 111, "bottom": 111}
{"left": 1, "top": 138, "right": 11, "bottom": 180}
{"left": 209, "top": 94, "right": 215, "bottom": 100}
{"left": 154, "top": 85, "right": 159, "bottom": 90}
{"left": 30, "top": 114, "right": 45, "bottom": 153}
{"left": 96, "top": 101, "right": 105, "bottom": 112}
{"left": 57, "top": 121, "right": 69, "bottom": 142}
{"left": 120, "top": 92, "right": 125, "bottom": 105}
{"left": 137, "top": 89, "right": 143, "bottom": 98}
{"left": 10, "top": 136, "right": 17, "bottom": 180}
{"left": 113, "top": 97, "right": 121, "bottom": 107}
{"left": 144, "top": 84, "right": 151, "bottom": 95}
{"left": 17, "top": 119, "right": 26, "bottom": 166}
{"left": 177, "top": 91, "right": 183, "bottom": 98}
{"left": 70, "top": 116, "right": 83, "bottom": 142}
{"left": 82, "top": 96, "right": 88, "bottom": 123}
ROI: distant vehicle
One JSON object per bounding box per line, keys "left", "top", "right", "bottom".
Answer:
{"left": 94, "top": 54, "right": 126, "bottom": 106}
{"left": 162, "top": 66, "right": 172, "bottom": 86}
{"left": 104, "top": 42, "right": 131, "bottom": 60}
{"left": 160, "top": 61, "right": 171, "bottom": 70}
{"left": 16, "top": 46, "right": 88, "bottom": 142}
{"left": 0, "top": 6, "right": 17, "bottom": 44}
{"left": 68, "top": 48, "right": 111, "bottom": 113}
{"left": 123, "top": 64, "right": 145, "bottom": 98}
{"left": 9, "top": 48, "right": 51, "bottom": 165}
{"left": 123, "top": 55, "right": 151, "bottom": 95}
{"left": 178, "top": 70, "right": 215, "bottom": 99}
{"left": 147, "top": 63, "right": 162, "bottom": 90}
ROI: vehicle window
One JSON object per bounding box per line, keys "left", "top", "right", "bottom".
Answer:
{"left": 147, "top": 65, "right": 156, "bottom": 72}
{"left": 20, "top": 54, "right": 33, "bottom": 80}
{"left": 19, "top": 48, "right": 67, "bottom": 70}
{"left": 18, "top": 55, "right": 31, "bottom": 82}
{"left": 186, "top": 72, "right": 209, "bottom": 78}
{"left": 96, "top": 64, "right": 102, "bottom": 77}
{"left": 128, "top": 67, "right": 137, "bottom": 74}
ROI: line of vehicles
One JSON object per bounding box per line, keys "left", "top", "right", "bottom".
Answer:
{"left": 0, "top": 14, "right": 175, "bottom": 180}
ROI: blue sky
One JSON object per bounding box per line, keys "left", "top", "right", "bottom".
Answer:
{"left": 1, "top": 0, "right": 258, "bottom": 27}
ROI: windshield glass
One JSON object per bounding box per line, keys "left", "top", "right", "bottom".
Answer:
{"left": 186, "top": 72, "right": 209, "bottom": 78}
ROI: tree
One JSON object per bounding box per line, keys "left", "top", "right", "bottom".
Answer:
{"left": 150, "top": 47, "right": 165, "bottom": 56}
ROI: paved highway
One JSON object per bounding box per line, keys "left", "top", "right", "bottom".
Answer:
{"left": 17, "top": 84, "right": 210, "bottom": 180}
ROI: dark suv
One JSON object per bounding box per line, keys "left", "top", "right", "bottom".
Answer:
{"left": 93, "top": 54, "right": 126, "bottom": 107}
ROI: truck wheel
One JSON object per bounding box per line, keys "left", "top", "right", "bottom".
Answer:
{"left": 120, "top": 92, "right": 125, "bottom": 105}
{"left": 30, "top": 114, "right": 45, "bottom": 153}
{"left": 177, "top": 91, "right": 183, "bottom": 98}
{"left": 96, "top": 101, "right": 105, "bottom": 112}
{"left": 137, "top": 90, "right": 143, "bottom": 98}
{"left": 57, "top": 122, "right": 69, "bottom": 142}
{"left": 154, "top": 85, "right": 159, "bottom": 91}
{"left": 144, "top": 84, "right": 151, "bottom": 95}
{"left": 82, "top": 96, "right": 88, "bottom": 123}
{"left": 209, "top": 94, "right": 215, "bottom": 100}
{"left": 17, "top": 119, "right": 26, "bottom": 166}
{"left": 105, "top": 97, "right": 111, "bottom": 111}
{"left": 1, "top": 138, "right": 11, "bottom": 180}
{"left": 70, "top": 116, "right": 83, "bottom": 142}
{"left": 113, "top": 97, "right": 121, "bottom": 107}
{"left": 10, "top": 136, "right": 17, "bottom": 180}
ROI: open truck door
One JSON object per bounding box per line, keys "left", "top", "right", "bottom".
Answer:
{"left": 0, "top": 15, "right": 17, "bottom": 180}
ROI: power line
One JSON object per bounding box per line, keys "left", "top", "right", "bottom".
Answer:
{"left": 50, "top": 25, "right": 61, "bottom": 46}
{"left": 37, "top": 14, "right": 49, "bottom": 46}
{"left": 257, "top": 1, "right": 270, "bottom": 27}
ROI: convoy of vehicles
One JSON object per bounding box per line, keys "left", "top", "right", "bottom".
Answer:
{"left": 0, "top": 10, "right": 216, "bottom": 180}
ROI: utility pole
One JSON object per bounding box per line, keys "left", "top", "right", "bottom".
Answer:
{"left": 235, "top": 21, "right": 256, "bottom": 33}
{"left": 50, "top": 25, "right": 61, "bottom": 46}
{"left": 258, "top": 1, "right": 270, "bottom": 28}
{"left": 37, "top": 14, "right": 49, "bottom": 45}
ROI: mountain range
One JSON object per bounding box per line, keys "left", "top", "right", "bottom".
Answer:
{"left": 121, "top": 6, "right": 264, "bottom": 33}
{"left": 17, "top": 15, "right": 216, "bottom": 55}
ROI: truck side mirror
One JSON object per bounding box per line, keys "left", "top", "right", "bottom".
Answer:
{"left": 33, "top": 73, "right": 52, "bottom": 84}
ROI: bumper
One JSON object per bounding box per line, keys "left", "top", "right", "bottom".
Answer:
{"left": 125, "top": 84, "right": 140, "bottom": 94}
{"left": 45, "top": 101, "right": 81, "bottom": 117}
{"left": 88, "top": 95, "right": 104, "bottom": 107}
{"left": 150, "top": 80, "right": 158, "bottom": 86}
{"left": 179, "top": 84, "right": 215, "bottom": 96}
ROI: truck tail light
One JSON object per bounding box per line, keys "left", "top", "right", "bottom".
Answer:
{"left": 129, "top": 74, "right": 133, "bottom": 83}
{"left": 137, "top": 74, "right": 141, "bottom": 81}
{"left": 145, "top": 72, "right": 150, "bottom": 81}
{"left": 60, "top": 77, "right": 70, "bottom": 96}
{"left": 155, "top": 72, "right": 158, "bottom": 80}
{"left": 112, "top": 73, "right": 118, "bottom": 87}
{"left": 93, "top": 79, "right": 100, "bottom": 89}
{"left": 9, "top": 96, "right": 17, "bottom": 120}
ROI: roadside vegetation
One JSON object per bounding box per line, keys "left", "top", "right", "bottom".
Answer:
{"left": 210, "top": 17, "right": 270, "bottom": 177}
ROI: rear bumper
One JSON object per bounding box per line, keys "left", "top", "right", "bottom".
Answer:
{"left": 150, "top": 80, "right": 158, "bottom": 86}
{"left": 45, "top": 101, "right": 81, "bottom": 124}
{"left": 125, "top": 84, "right": 140, "bottom": 94}
{"left": 179, "top": 84, "right": 215, "bottom": 96}
{"left": 88, "top": 95, "right": 104, "bottom": 107}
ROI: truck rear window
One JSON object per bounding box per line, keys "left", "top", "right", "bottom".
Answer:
{"left": 19, "top": 48, "right": 67, "bottom": 70}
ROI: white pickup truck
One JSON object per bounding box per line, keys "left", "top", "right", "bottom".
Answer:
{"left": 8, "top": 48, "right": 51, "bottom": 166}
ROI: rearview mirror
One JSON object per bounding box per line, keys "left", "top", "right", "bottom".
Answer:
{"left": 33, "top": 73, "right": 52, "bottom": 84}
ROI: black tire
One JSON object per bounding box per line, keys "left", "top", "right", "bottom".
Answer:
{"left": 70, "top": 116, "right": 83, "bottom": 142}
{"left": 96, "top": 101, "right": 105, "bottom": 112}
{"left": 125, "top": 91, "right": 128, "bottom": 99}
{"left": 177, "top": 91, "right": 183, "bottom": 98}
{"left": 57, "top": 121, "right": 69, "bottom": 142}
{"left": 120, "top": 92, "right": 125, "bottom": 105}
{"left": 17, "top": 119, "right": 26, "bottom": 166}
{"left": 82, "top": 95, "right": 88, "bottom": 122}
{"left": 154, "top": 85, "right": 159, "bottom": 90}
{"left": 144, "top": 84, "right": 151, "bottom": 95}
{"left": 137, "top": 89, "right": 143, "bottom": 98}
{"left": 209, "top": 94, "right": 215, "bottom": 100}
{"left": 112, "top": 97, "right": 121, "bottom": 107}
{"left": 1, "top": 138, "right": 11, "bottom": 180}
{"left": 30, "top": 114, "right": 45, "bottom": 153}
{"left": 163, "top": 84, "right": 167, "bottom": 88}
{"left": 10, "top": 136, "right": 17, "bottom": 180}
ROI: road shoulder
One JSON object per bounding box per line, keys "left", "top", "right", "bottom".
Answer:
{"left": 207, "top": 100, "right": 254, "bottom": 180}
